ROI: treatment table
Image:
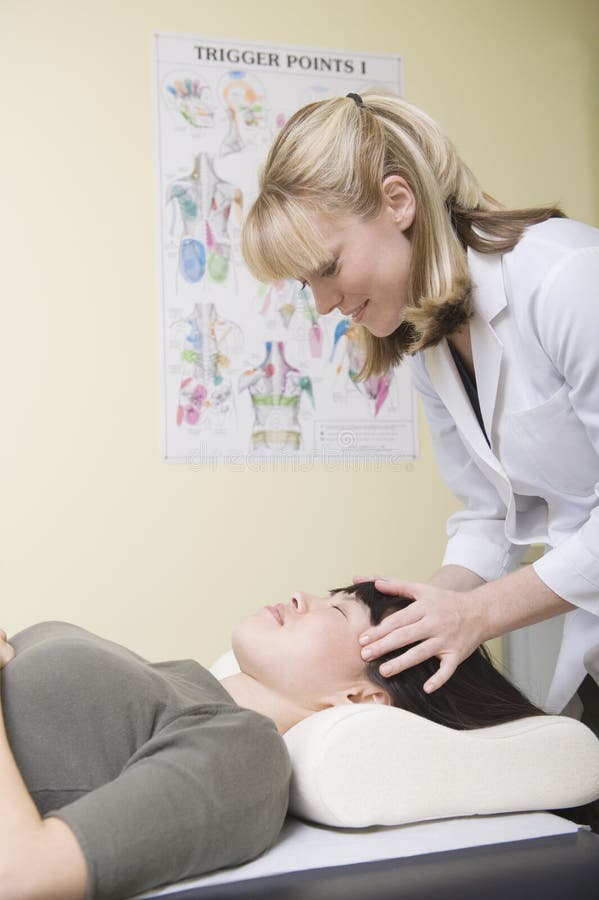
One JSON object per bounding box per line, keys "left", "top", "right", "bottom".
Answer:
{"left": 135, "top": 811, "right": 599, "bottom": 900}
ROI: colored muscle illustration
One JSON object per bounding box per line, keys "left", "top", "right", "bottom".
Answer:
{"left": 167, "top": 153, "right": 243, "bottom": 284}
{"left": 164, "top": 75, "right": 215, "bottom": 128}
{"left": 258, "top": 281, "right": 323, "bottom": 357}
{"left": 331, "top": 320, "right": 392, "bottom": 416}
{"left": 175, "top": 303, "right": 241, "bottom": 428}
{"left": 239, "top": 341, "right": 314, "bottom": 450}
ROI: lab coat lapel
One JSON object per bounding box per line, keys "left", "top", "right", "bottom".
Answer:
{"left": 423, "top": 248, "right": 510, "bottom": 499}
{"left": 424, "top": 340, "right": 496, "bottom": 466}
{"left": 468, "top": 247, "right": 506, "bottom": 440}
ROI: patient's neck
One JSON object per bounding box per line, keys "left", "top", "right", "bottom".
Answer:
{"left": 220, "top": 672, "right": 314, "bottom": 735}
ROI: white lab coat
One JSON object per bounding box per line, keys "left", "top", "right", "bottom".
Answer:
{"left": 408, "top": 218, "right": 599, "bottom": 713}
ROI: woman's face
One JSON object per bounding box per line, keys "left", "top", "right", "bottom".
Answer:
{"left": 299, "top": 178, "right": 415, "bottom": 338}
{"left": 232, "top": 591, "right": 382, "bottom": 710}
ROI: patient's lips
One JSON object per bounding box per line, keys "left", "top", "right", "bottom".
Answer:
{"left": 265, "top": 605, "right": 284, "bottom": 625}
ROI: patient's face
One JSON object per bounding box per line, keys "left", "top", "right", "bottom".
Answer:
{"left": 232, "top": 592, "right": 373, "bottom": 709}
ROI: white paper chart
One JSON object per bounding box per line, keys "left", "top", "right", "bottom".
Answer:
{"left": 153, "top": 33, "right": 417, "bottom": 463}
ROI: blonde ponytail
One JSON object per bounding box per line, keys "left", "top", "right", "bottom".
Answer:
{"left": 242, "top": 89, "right": 564, "bottom": 375}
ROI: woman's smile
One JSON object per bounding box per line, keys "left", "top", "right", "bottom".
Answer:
{"left": 348, "top": 299, "right": 369, "bottom": 322}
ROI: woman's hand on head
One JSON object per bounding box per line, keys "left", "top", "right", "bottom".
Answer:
{"left": 357, "top": 577, "right": 486, "bottom": 693}
{"left": 0, "top": 630, "right": 15, "bottom": 670}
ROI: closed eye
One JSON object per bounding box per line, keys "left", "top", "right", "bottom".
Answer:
{"left": 321, "top": 260, "right": 338, "bottom": 278}
{"left": 332, "top": 604, "right": 347, "bottom": 619}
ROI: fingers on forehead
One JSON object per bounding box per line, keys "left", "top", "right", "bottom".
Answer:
{"left": 371, "top": 606, "right": 420, "bottom": 635}
{"left": 374, "top": 579, "right": 420, "bottom": 598}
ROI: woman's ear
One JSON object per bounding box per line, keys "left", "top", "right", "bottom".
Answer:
{"left": 382, "top": 175, "right": 415, "bottom": 231}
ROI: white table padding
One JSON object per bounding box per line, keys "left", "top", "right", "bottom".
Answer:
{"left": 135, "top": 812, "right": 580, "bottom": 898}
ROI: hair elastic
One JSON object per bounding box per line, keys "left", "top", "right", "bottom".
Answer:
{"left": 346, "top": 92, "right": 364, "bottom": 108}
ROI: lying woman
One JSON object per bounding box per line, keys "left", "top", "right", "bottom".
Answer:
{"left": 0, "top": 581, "right": 592, "bottom": 900}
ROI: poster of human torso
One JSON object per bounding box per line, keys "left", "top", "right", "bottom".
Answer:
{"left": 153, "top": 33, "right": 417, "bottom": 463}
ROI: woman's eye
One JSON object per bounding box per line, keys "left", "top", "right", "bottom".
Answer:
{"left": 332, "top": 605, "right": 347, "bottom": 618}
{"left": 322, "top": 261, "right": 338, "bottom": 278}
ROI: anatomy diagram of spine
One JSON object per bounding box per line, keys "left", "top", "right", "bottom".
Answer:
{"left": 156, "top": 43, "right": 411, "bottom": 463}
{"left": 258, "top": 281, "right": 323, "bottom": 357}
{"left": 331, "top": 320, "right": 392, "bottom": 416}
{"left": 167, "top": 153, "right": 243, "bottom": 285}
{"left": 239, "top": 341, "right": 314, "bottom": 451}
{"left": 175, "top": 303, "right": 241, "bottom": 429}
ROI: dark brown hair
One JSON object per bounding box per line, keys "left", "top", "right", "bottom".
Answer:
{"left": 332, "top": 581, "right": 598, "bottom": 831}
{"left": 334, "top": 581, "right": 542, "bottom": 729}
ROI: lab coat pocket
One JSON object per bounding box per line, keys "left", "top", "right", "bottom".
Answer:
{"left": 510, "top": 382, "right": 599, "bottom": 496}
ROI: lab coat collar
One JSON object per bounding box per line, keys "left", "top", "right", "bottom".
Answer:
{"left": 423, "top": 248, "right": 508, "bottom": 483}
{"left": 467, "top": 246, "right": 507, "bottom": 324}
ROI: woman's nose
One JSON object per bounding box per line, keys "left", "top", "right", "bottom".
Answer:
{"left": 311, "top": 281, "right": 341, "bottom": 316}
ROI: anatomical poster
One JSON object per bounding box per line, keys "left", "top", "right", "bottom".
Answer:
{"left": 153, "top": 33, "right": 418, "bottom": 463}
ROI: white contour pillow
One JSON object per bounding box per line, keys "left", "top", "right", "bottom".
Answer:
{"left": 210, "top": 650, "right": 599, "bottom": 828}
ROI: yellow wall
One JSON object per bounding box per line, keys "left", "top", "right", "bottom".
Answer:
{"left": 0, "top": 0, "right": 597, "bottom": 665}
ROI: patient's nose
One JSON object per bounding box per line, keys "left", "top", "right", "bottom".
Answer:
{"left": 291, "top": 592, "right": 324, "bottom": 614}
{"left": 291, "top": 592, "right": 306, "bottom": 613}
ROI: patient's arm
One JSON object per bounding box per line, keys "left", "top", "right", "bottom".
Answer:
{"left": 0, "top": 632, "right": 87, "bottom": 900}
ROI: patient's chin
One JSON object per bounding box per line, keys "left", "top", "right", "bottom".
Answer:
{"left": 231, "top": 620, "right": 267, "bottom": 679}
{"left": 230, "top": 623, "right": 246, "bottom": 662}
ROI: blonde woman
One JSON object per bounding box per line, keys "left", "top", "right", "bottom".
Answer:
{"left": 242, "top": 90, "right": 599, "bottom": 730}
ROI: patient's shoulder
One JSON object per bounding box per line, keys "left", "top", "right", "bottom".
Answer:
{"left": 9, "top": 620, "right": 110, "bottom": 654}
{"left": 11, "top": 620, "right": 92, "bottom": 648}
{"left": 7, "top": 621, "right": 152, "bottom": 700}
{"left": 11, "top": 621, "right": 146, "bottom": 661}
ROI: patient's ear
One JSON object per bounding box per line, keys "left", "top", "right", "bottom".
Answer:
{"left": 334, "top": 683, "right": 392, "bottom": 707}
